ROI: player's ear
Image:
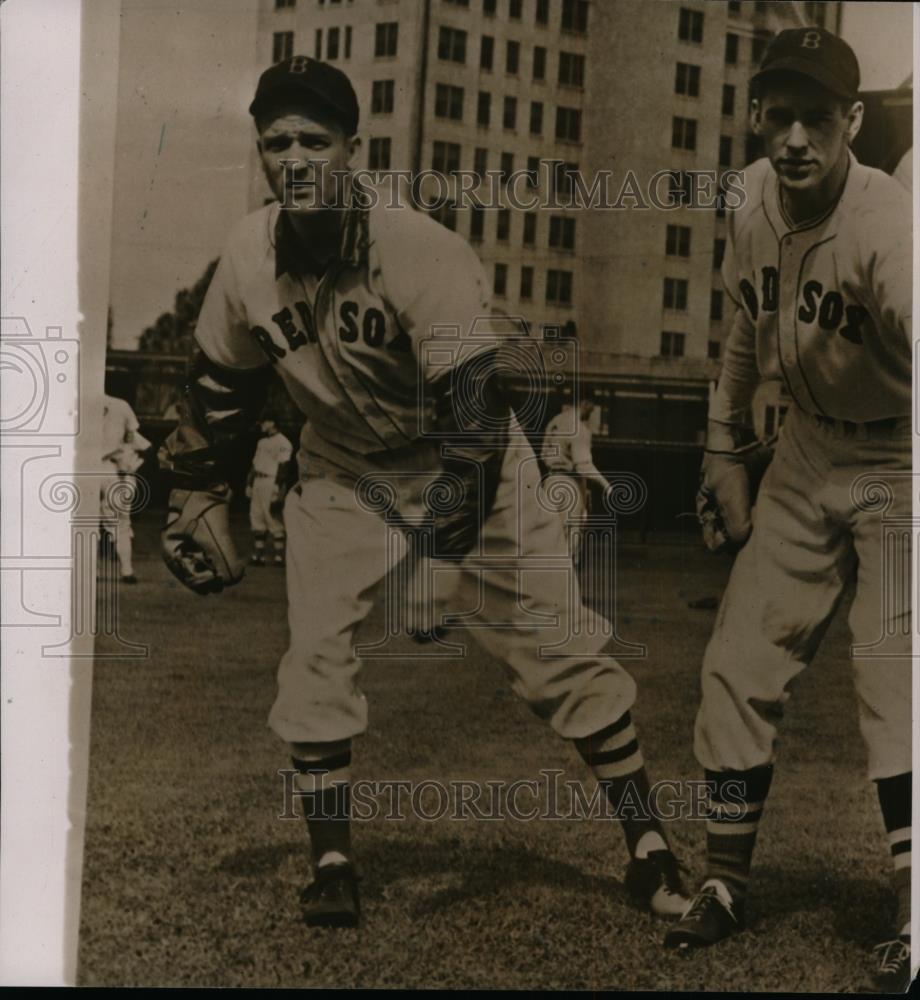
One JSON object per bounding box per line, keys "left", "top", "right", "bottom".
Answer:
{"left": 844, "top": 100, "right": 864, "bottom": 145}
{"left": 749, "top": 98, "right": 763, "bottom": 136}
{"left": 345, "top": 134, "right": 361, "bottom": 171}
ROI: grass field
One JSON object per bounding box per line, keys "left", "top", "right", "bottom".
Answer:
{"left": 78, "top": 512, "right": 897, "bottom": 990}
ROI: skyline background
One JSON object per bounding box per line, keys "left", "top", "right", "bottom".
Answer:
{"left": 106, "top": 0, "right": 914, "bottom": 350}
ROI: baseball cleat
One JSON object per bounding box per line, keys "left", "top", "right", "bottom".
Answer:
{"left": 624, "top": 849, "right": 689, "bottom": 918}
{"left": 858, "top": 936, "right": 910, "bottom": 994}
{"left": 121, "top": 574, "right": 138, "bottom": 584}
{"left": 663, "top": 883, "right": 744, "bottom": 949}
{"left": 300, "top": 862, "right": 360, "bottom": 928}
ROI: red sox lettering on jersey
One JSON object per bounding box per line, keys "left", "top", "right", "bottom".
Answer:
{"left": 195, "top": 183, "right": 492, "bottom": 464}
{"left": 713, "top": 154, "right": 911, "bottom": 424}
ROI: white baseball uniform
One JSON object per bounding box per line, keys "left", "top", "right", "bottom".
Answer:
{"left": 100, "top": 394, "right": 140, "bottom": 535}
{"left": 696, "top": 153, "right": 912, "bottom": 780}
{"left": 249, "top": 430, "right": 293, "bottom": 535}
{"left": 195, "top": 189, "right": 637, "bottom": 745}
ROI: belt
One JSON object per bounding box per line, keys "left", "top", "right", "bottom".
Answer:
{"left": 253, "top": 471, "right": 274, "bottom": 478}
{"left": 809, "top": 413, "right": 906, "bottom": 440}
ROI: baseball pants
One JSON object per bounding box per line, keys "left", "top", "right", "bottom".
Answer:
{"left": 249, "top": 474, "right": 284, "bottom": 535}
{"left": 694, "top": 406, "right": 912, "bottom": 780}
{"left": 268, "top": 429, "right": 637, "bottom": 745}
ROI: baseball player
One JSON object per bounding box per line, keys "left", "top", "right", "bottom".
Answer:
{"left": 540, "top": 398, "right": 611, "bottom": 565}
{"left": 158, "top": 57, "right": 688, "bottom": 929}
{"left": 100, "top": 391, "right": 145, "bottom": 584}
{"left": 247, "top": 416, "right": 293, "bottom": 566}
{"left": 663, "top": 29, "right": 913, "bottom": 993}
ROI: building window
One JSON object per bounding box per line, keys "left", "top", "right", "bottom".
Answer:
{"left": 500, "top": 151, "right": 514, "bottom": 183}
{"left": 438, "top": 26, "right": 467, "bottom": 63}
{"left": 314, "top": 28, "right": 322, "bottom": 58}
{"left": 520, "top": 265, "right": 534, "bottom": 299}
{"left": 444, "top": 0, "right": 470, "bottom": 5}
{"left": 497, "top": 208, "right": 511, "bottom": 241}
{"left": 503, "top": 95, "right": 518, "bottom": 130}
{"left": 678, "top": 7, "right": 703, "bottom": 43}
{"left": 675, "top": 62, "right": 701, "bottom": 97}
{"left": 727, "top": 0, "right": 741, "bottom": 14}
{"left": 719, "top": 135, "right": 733, "bottom": 167}
{"left": 344, "top": 26, "right": 352, "bottom": 59}
{"left": 722, "top": 83, "right": 735, "bottom": 117}
{"left": 672, "top": 116, "right": 697, "bottom": 151}
{"left": 523, "top": 212, "right": 536, "bottom": 246}
{"left": 474, "top": 146, "right": 488, "bottom": 178}
{"left": 536, "top": 0, "right": 549, "bottom": 25}
{"left": 470, "top": 206, "right": 485, "bottom": 241}
{"left": 275, "top": 0, "right": 296, "bottom": 8}
{"left": 561, "top": 0, "right": 589, "bottom": 33}
{"left": 368, "top": 137, "right": 391, "bottom": 170}
{"left": 375, "top": 22, "right": 399, "bottom": 58}
{"left": 666, "top": 224, "right": 691, "bottom": 257}
{"left": 372, "top": 80, "right": 395, "bottom": 114}
{"left": 480, "top": 35, "right": 494, "bottom": 70}
{"left": 710, "top": 289, "right": 724, "bottom": 320}
{"left": 509, "top": 0, "right": 523, "bottom": 18}
{"left": 804, "top": 1, "right": 827, "bottom": 27}
{"left": 533, "top": 46, "right": 547, "bottom": 81}
{"left": 559, "top": 51, "right": 586, "bottom": 88}
{"left": 663, "top": 277, "right": 688, "bottom": 310}
{"left": 725, "top": 33, "right": 739, "bottom": 64}
{"left": 435, "top": 83, "right": 464, "bottom": 120}
{"left": 707, "top": 339, "right": 722, "bottom": 359}
{"left": 660, "top": 331, "right": 686, "bottom": 357}
{"left": 555, "top": 106, "right": 581, "bottom": 142}
{"left": 327, "top": 26, "right": 339, "bottom": 60}
{"left": 751, "top": 31, "right": 770, "bottom": 64}
{"left": 494, "top": 262, "right": 508, "bottom": 297}
{"left": 546, "top": 269, "right": 573, "bottom": 305}
{"left": 549, "top": 215, "right": 576, "bottom": 250}
{"left": 272, "top": 31, "right": 294, "bottom": 62}
{"left": 713, "top": 238, "right": 725, "bottom": 270}
{"left": 506, "top": 39, "right": 520, "bottom": 74}
{"left": 477, "top": 90, "right": 491, "bottom": 126}
{"left": 530, "top": 101, "right": 543, "bottom": 135}
{"left": 484, "top": 0, "right": 496, "bottom": 14}
{"left": 432, "top": 140, "right": 461, "bottom": 174}
{"left": 430, "top": 202, "right": 458, "bottom": 231}
{"left": 526, "top": 155, "right": 540, "bottom": 187}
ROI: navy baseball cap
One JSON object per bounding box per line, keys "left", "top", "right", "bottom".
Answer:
{"left": 249, "top": 56, "right": 360, "bottom": 134}
{"left": 752, "top": 27, "right": 860, "bottom": 101}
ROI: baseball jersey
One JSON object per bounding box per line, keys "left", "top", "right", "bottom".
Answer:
{"left": 195, "top": 183, "right": 494, "bottom": 473}
{"left": 541, "top": 407, "right": 607, "bottom": 487}
{"left": 252, "top": 431, "right": 293, "bottom": 477}
{"left": 101, "top": 394, "right": 139, "bottom": 472}
{"left": 712, "top": 153, "right": 911, "bottom": 425}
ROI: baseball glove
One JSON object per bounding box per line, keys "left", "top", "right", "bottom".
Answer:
{"left": 162, "top": 485, "right": 244, "bottom": 594}
{"left": 697, "top": 423, "right": 775, "bottom": 554}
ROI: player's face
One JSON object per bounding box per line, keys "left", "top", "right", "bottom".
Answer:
{"left": 752, "top": 77, "right": 862, "bottom": 196}
{"left": 257, "top": 104, "right": 360, "bottom": 214}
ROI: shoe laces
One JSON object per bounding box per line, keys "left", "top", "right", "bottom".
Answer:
{"left": 684, "top": 885, "right": 738, "bottom": 925}
{"left": 872, "top": 937, "right": 909, "bottom": 975}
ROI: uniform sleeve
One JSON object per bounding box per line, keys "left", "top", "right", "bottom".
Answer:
{"left": 863, "top": 192, "right": 912, "bottom": 344}
{"left": 571, "top": 427, "right": 608, "bottom": 488}
{"left": 278, "top": 435, "right": 293, "bottom": 463}
{"left": 375, "top": 209, "right": 494, "bottom": 382}
{"left": 710, "top": 212, "right": 761, "bottom": 425}
{"left": 194, "top": 245, "right": 268, "bottom": 370}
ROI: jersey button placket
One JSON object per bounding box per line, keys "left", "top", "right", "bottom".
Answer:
{"left": 778, "top": 232, "right": 809, "bottom": 413}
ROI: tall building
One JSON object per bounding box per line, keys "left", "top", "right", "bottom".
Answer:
{"left": 251, "top": 0, "right": 840, "bottom": 370}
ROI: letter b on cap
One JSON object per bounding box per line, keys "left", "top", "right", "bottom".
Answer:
{"left": 289, "top": 56, "right": 311, "bottom": 73}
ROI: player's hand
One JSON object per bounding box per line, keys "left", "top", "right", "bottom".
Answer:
{"left": 696, "top": 423, "right": 775, "bottom": 554}
{"left": 162, "top": 486, "right": 244, "bottom": 595}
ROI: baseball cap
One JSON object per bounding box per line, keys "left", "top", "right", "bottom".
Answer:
{"left": 249, "top": 56, "right": 360, "bottom": 135}
{"left": 752, "top": 27, "right": 860, "bottom": 101}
